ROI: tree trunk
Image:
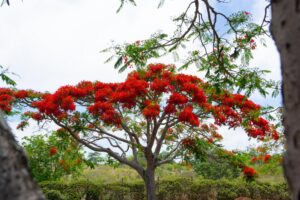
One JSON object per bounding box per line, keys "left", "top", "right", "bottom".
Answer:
{"left": 141, "top": 167, "right": 157, "bottom": 200}
{"left": 271, "top": 0, "right": 300, "bottom": 199}
{"left": 0, "top": 113, "right": 45, "bottom": 200}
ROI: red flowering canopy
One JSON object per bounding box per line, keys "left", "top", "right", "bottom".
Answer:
{"left": 0, "top": 63, "right": 279, "bottom": 170}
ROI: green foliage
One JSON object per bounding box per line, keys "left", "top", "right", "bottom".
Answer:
{"left": 183, "top": 138, "right": 245, "bottom": 179}
{"left": 103, "top": 5, "right": 279, "bottom": 98}
{"left": 22, "top": 131, "right": 86, "bottom": 182}
{"left": 86, "top": 153, "right": 122, "bottom": 168}
{"left": 86, "top": 152, "right": 106, "bottom": 165}
{"left": 0, "top": 65, "right": 16, "bottom": 86}
{"left": 192, "top": 160, "right": 241, "bottom": 180}
{"left": 44, "top": 189, "right": 67, "bottom": 200}
{"left": 245, "top": 146, "right": 284, "bottom": 177}
{"left": 40, "top": 181, "right": 92, "bottom": 200}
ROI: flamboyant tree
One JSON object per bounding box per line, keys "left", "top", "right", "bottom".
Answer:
{"left": 0, "top": 63, "right": 279, "bottom": 200}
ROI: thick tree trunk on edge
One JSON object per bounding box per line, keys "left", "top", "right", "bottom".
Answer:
{"left": 142, "top": 168, "right": 157, "bottom": 200}
{"left": 271, "top": 0, "right": 300, "bottom": 199}
{"left": 0, "top": 113, "right": 45, "bottom": 200}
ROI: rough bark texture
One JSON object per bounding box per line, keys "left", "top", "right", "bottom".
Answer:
{"left": 0, "top": 113, "right": 45, "bottom": 200}
{"left": 271, "top": 0, "right": 300, "bottom": 199}
{"left": 143, "top": 168, "right": 156, "bottom": 200}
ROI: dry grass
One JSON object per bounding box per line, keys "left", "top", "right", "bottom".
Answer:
{"left": 61, "top": 163, "right": 285, "bottom": 185}
{"left": 62, "top": 163, "right": 196, "bottom": 184}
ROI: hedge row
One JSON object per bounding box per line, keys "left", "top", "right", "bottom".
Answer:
{"left": 40, "top": 178, "right": 290, "bottom": 200}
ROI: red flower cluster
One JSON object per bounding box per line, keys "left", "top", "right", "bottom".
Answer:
{"left": 182, "top": 138, "right": 195, "bottom": 147}
{"left": 247, "top": 117, "right": 278, "bottom": 140}
{"left": 251, "top": 156, "right": 258, "bottom": 163}
{"left": 0, "top": 63, "right": 279, "bottom": 141}
{"left": 50, "top": 146, "right": 58, "bottom": 156}
{"left": 32, "top": 87, "right": 76, "bottom": 118}
{"left": 250, "top": 154, "right": 272, "bottom": 163}
{"left": 111, "top": 77, "right": 148, "bottom": 108}
{"left": 142, "top": 103, "right": 160, "bottom": 119}
{"left": 88, "top": 102, "right": 121, "bottom": 125}
{"left": 150, "top": 78, "right": 170, "bottom": 93}
{"left": 264, "top": 154, "right": 271, "bottom": 163}
{"left": 168, "top": 93, "right": 188, "bottom": 105}
{"left": 14, "top": 90, "right": 29, "bottom": 99}
{"left": 76, "top": 158, "right": 81, "bottom": 164}
{"left": 243, "top": 166, "right": 256, "bottom": 177}
{"left": 213, "top": 92, "right": 278, "bottom": 140}
{"left": 0, "top": 88, "right": 13, "bottom": 112}
{"left": 24, "top": 112, "right": 44, "bottom": 121}
{"left": 178, "top": 106, "right": 199, "bottom": 126}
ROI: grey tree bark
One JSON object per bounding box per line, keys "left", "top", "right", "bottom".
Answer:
{"left": 0, "top": 113, "right": 45, "bottom": 200}
{"left": 271, "top": 0, "right": 300, "bottom": 199}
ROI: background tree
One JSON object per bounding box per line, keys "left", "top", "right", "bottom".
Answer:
{"left": 22, "top": 130, "right": 89, "bottom": 182}
{"left": 183, "top": 138, "right": 243, "bottom": 180}
{"left": 0, "top": 63, "right": 279, "bottom": 200}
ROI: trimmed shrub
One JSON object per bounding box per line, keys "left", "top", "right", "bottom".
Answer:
{"left": 40, "top": 181, "right": 102, "bottom": 200}
{"left": 40, "top": 178, "right": 291, "bottom": 200}
{"left": 44, "top": 189, "right": 67, "bottom": 200}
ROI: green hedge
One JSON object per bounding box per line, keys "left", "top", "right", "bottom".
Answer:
{"left": 40, "top": 178, "right": 290, "bottom": 200}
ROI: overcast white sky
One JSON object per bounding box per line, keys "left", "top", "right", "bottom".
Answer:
{"left": 0, "top": 0, "right": 281, "bottom": 150}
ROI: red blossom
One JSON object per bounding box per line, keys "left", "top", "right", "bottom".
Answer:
{"left": 164, "top": 104, "right": 177, "bottom": 114}
{"left": 50, "top": 147, "right": 58, "bottom": 156}
{"left": 61, "top": 96, "right": 76, "bottom": 111}
{"left": 243, "top": 166, "right": 256, "bottom": 177}
{"left": 31, "top": 113, "right": 43, "bottom": 121}
{"left": 148, "top": 63, "right": 165, "bottom": 74}
{"left": 251, "top": 157, "right": 258, "bottom": 163}
{"left": 178, "top": 105, "right": 200, "bottom": 126}
{"left": 168, "top": 93, "right": 188, "bottom": 105}
{"left": 175, "top": 74, "right": 201, "bottom": 85}
{"left": 207, "top": 138, "right": 214, "bottom": 143}
{"left": 192, "top": 89, "right": 207, "bottom": 104}
{"left": 243, "top": 100, "right": 260, "bottom": 111}
{"left": 142, "top": 103, "right": 160, "bottom": 119}
{"left": 0, "top": 88, "right": 14, "bottom": 112}
{"left": 76, "top": 158, "right": 81, "bottom": 164}
{"left": 272, "top": 131, "right": 280, "bottom": 140}
{"left": 14, "top": 90, "right": 29, "bottom": 99}
{"left": 233, "top": 94, "right": 246, "bottom": 103}
{"left": 247, "top": 127, "right": 264, "bottom": 138}
{"left": 95, "top": 87, "right": 113, "bottom": 102}
{"left": 182, "top": 138, "right": 195, "bottom": 147}
{"left": 150, "top": 78, "right": 170, "bottom": 93}
{"left": 88, "top": 102, "right": 114, "bottom": 115}
{"left": 264, "top": 154, "right": 271, "bottom": 163}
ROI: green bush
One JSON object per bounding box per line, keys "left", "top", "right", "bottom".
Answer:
{"left": 40, "top": 181, "right": 100, "bottom": 200}
{"left": 193, "top": 160, "right": 241, "bottom": 179}
{"left": 22, "top": 132, "right": 87, "bottom": 182}
{"left": 44, "top": 189, "right": 67, "bottom": 200}
{"left": 40, "top": 178, "right": 291, "bottom": 200}
{"left": 103, "top": 181, "right": 145, "bottom": 200}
